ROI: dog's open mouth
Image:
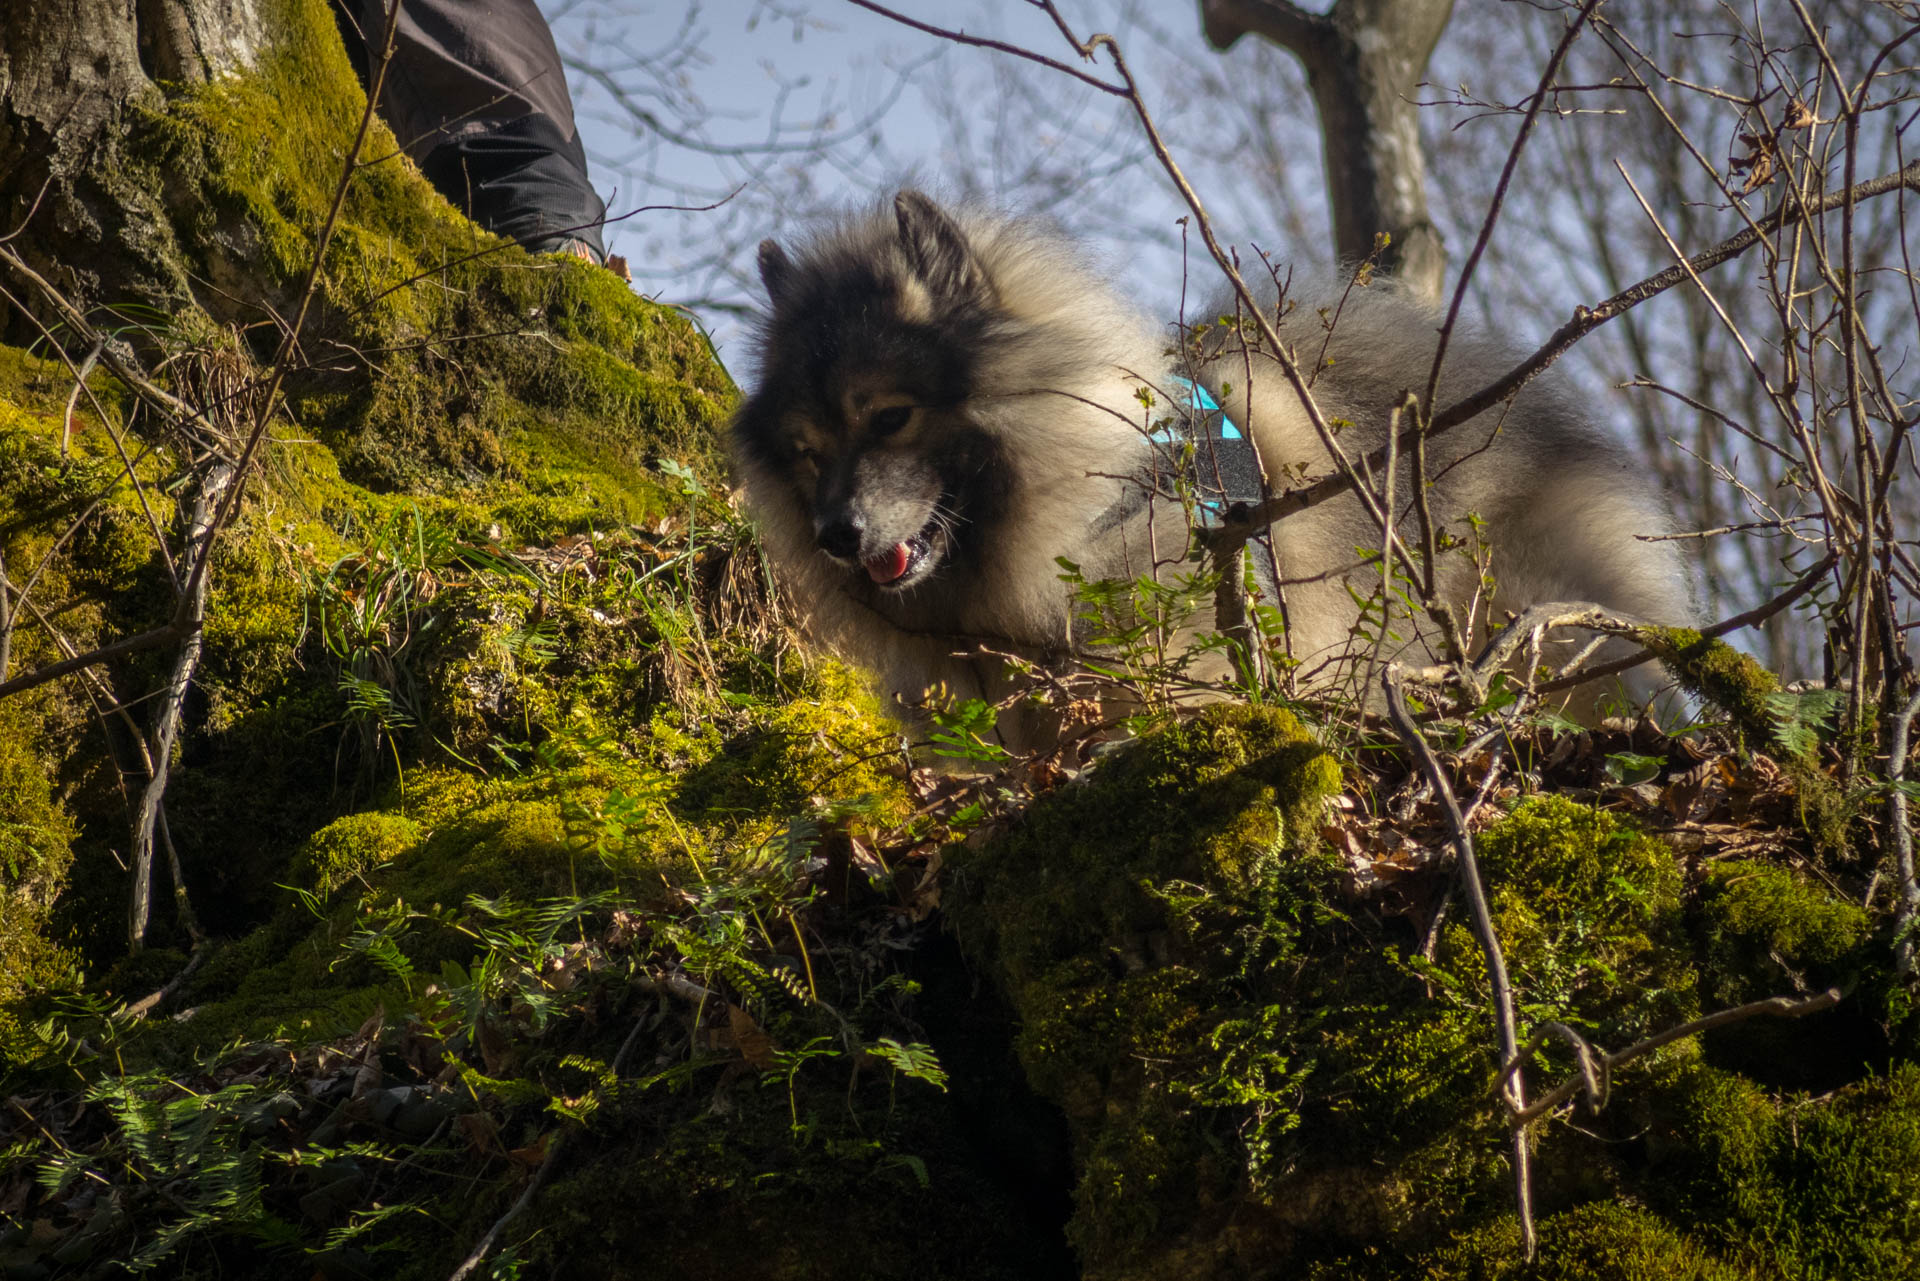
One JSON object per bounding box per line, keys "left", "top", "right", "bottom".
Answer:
{"left": 862, "top": 531, "right": 936, "bottom": 587}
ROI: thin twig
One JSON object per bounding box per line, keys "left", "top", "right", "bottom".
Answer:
{"left": 1885, "top": 685, "right": 1920, "bottom": 977}
{"left": 130, "top": 462, "right": 232, "bottom": 951}
{"left": 1207, "top": 158, "right": 1920, "bottom": 542}
{"left": 444, "top": 1130, "right": 566, "bottom": 1281}
{"left": 123, "top": 943, "right": 215, "bottom": 1020}
{"left": 1509, "top": 989, "right": 1841, "bottom": 1126}
{"left": 0, "top": 277, "right": 181, "bottom": 594}
{"left": 158, "top": 806, "right": 205, "bottom": 946}
{"left": 1426, "top": 0, "right": 1604, "bottom": 415}
{"left": 0, "top": 622, "right": 185, "bottom": 702}
{"left": 844, "top": 0, "right": 1126, "bottom": 94}
{"left": 1529, "top": 550, "right": 1839, "bottom": 697}
{"left": 1383, "top": 669, "right": 1534, "bottom": 1259}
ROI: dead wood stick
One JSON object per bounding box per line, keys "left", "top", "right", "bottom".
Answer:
{"left": 129, "top": 462, "right": 231, "bottom": 951}
{"left": 1885, "top": 687, "right": 1920, "bottom": 977}
{"left": 123, "top": 942, "right": 215, "bottom": 1019}
{"left": 1383, "top": 668, "right": 1534, "bottom": 1255}
{"left": 1509, "top": 988, "right": 1841, "bottom": 1126}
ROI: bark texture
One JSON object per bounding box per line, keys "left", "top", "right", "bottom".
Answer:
{"left": 0, "top": 0, "right": 265, "bottom": 326}
{"left": 1202, "top": 0, "right": 1452, "bottom": 298}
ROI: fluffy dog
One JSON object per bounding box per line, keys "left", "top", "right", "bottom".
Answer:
{"left": 731, "top": 191, "right": 1688, "bottom": 750}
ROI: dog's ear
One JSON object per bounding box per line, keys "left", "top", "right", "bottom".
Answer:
{"left": 894, "top": 191, "right": 988, "bottom": 304}
{"left": 758, "top": 239, "right": 793, "bottom": 305}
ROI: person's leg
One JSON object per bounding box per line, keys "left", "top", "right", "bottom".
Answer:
{"left": 331, "top": 0, "right": 610, "bottom": 262}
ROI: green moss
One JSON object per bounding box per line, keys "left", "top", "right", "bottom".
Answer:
{"left": 955, "top": 749, "right": 1852, "bottom": 1280}
{"left": 1690, "top": 861, "right": 1871, "bottom": 1079}
{"left": 0, "top": 709, "right": 77, "bottom": 897}
{"left": 133, "top": 0, "right": 732, "bottom": 508}
{"left": 1655, "top": 1063, "right": 1920, "bottom": 1279}
{"left": 1644, "top": 629, "right": 1780, "bottom": 752}
{"left": 1417, "top": 1201, "right": 1766, "bottom": 1280}
{"left": 671, "top": 660, "right": 911, "bottom": 826}
{"left": 0, "top": 908, "right": 83, "bottom": 1073}
{"left": 953, "top": 705, "right": 1345, "bottom": 1269}
{"left": 1468, "top": 796, "right": 1697, "bottom": 1046}
{"left": 1699, "top": 861, "right": 1868, "bottom": 998}
{"left": 399, "top": 794, "right": 579, "bottom": 902}
{"left": 290, "top": 811, "right": 424, "bottom": 896}
{"left": 0, "top": 706, "right": 84, "bottom": 1067}
{"left": 199, "top": 529, "right": 308, "bottom": 718}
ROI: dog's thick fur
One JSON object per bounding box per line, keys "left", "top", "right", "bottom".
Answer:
{"left": 732, "top": 192, "right": 1689, "bottom": 748}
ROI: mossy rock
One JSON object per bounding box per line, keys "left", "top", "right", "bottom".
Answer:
{"left": 290, "top": 811, "right": 424, "bottom": 896}
{"left": 1649, "top": 1061, "right": 1920, "bottom": 1279}
{"left": 0, "top": 0, "right": 744, "bottom": 956}
{"left": 953, "top": 704, "right": 1348, "bottom": 1273}
{"left": 954, "top": 739, "right": 1909, "bottom": 1279}
{"left": 1691, "top": 860, "right": 1874, "bottom": 1087}
{"left": 1470, "top": 795, "right": 1697, "bottom": 1047}
{"left": 1698, "top": 860, "right": 1868, "bottom": 998}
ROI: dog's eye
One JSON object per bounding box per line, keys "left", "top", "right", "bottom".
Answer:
{"left": 869, "top": 406, "right": 912, "bottom": 437}
{"left": 790, "top": 442, "right": 820, "bottom": 464}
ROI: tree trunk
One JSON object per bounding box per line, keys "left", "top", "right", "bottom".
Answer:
{"left": 0, "top": 0, "right": 270, "bottom": 324}
{"left": 1201, "top": 0, "right": 1453, "bottom": 299}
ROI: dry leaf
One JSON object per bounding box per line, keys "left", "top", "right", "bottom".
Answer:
{"left": 508, "top": 1131, "right": 552, "bottom": 1170}
{"left": 454, "top": 1111, "right": 502, "bottom": 1157}
{"left": 728, "top": 1003, "right": 777, "bottom": 1070}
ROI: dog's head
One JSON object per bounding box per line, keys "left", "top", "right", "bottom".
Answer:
{"left": 732, "top": 192, "right": 1013, "bottom": 595}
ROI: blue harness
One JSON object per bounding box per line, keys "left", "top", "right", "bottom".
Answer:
{"left": 1079, "top": 374, "right": 1277, "bottom": 603}
{"left": 1151, "top": 376, "right": 1264, "bottom": 527}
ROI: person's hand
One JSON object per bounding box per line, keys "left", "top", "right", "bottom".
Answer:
{"left": 556, "top": 239, "right": 631, "bottom": 282}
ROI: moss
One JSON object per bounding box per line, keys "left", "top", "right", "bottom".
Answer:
{"left": 1644, "top": 629, "right": 1780, "bottom": 752}
{"left": 131, "top": 0, "right": 732, "bottom": 508}
{"left": 290, "top": 811, "right": 424, "bottom": 896}
{"left": 671, "top": 659, "right": 911, "bottom": 827}
{"left": 198, "top": 529, "right": 309, "bottom": 721}
{"left": 1785, "top": 755, "right": 1861, "bottom": 858}
{"left": 952, "top": 705, "right": 1346, "bottom": 1271}
{"left": 955, "top": 746, "right": 1827, "bottom": 1280}
{"left": 1653, "top": 1062, "right": 1920, "bottom": 1279}
{"left": 0, "top": 708, "right": 78, "bottom": 898}
{"left": 0, "top": 909, "right": 83, "bottom": 1074}
{"left": 1468, "top": 796, "right": 1697, "bottom": 1046}
{"left": 1691, "top": 861, "right": 1872, "bottom": 1084}
{"left": 0, "top": 704, "right": 85, "bottom": 1067}
{"left": 396, "top": 793, "right": 580, "bottom": 903}
{"left": 1416, "top": 1201, "right": 1766, "bottom": 1280}
{"left": 1699, "top": 860, "right": 1868, "bottom": 997}
{"left": 0, "top": 7, "right": 1061, "bottom": 1272}
{"left": 1642, "top": 633, "right": 1860, "bottom": 854}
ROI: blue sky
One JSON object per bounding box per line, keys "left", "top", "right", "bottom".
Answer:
{"left": 540, "top": 1, "right": 1323, "bottom": 352}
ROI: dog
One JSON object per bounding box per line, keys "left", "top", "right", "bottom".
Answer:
{"left": 730, "top": 191, "right": 1689, "bottom": 752}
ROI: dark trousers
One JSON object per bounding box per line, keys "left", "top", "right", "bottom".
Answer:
{"left": 332, "top": 0, "right": 608, "bottom": 260}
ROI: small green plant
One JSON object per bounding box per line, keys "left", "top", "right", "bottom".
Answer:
{"left": 1767, "top": 687, "right": 1845, "bottom": 758}
{"left": 927, "top": 695, "right": 1012, "bottom": 765}
{"left": 307, "top": 503, "right": 542, "bottom": 785}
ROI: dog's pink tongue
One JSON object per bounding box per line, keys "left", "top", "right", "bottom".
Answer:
{"left": 864, "top": 542, "right": 911, "bottom": 584}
